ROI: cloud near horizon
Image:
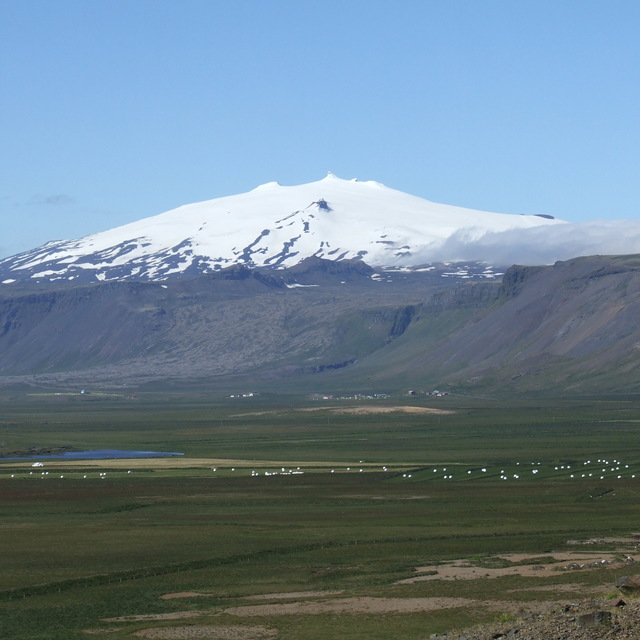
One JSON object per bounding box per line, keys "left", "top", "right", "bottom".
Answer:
{"left": 419, "top": 219, "right": 640, "bottom": 266}
{"left": 31, "top": 194, "right": 75, "bottom": 206}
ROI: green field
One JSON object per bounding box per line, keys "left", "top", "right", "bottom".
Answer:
{"left": 1, "top": 391, "right": 639, "bottom": 639}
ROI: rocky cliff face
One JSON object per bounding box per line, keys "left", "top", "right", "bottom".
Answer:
{"left": 2, "top": 255, "right": 640, "bottom": 394}
{"left": 342, "top": 254, "right": 640, "bottom": 394}
{"left": 0, "top": 259, "right": 479, "bottom": 384}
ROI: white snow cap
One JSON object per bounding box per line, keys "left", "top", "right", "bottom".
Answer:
{"left": 15, "top": 173, "right": 639, "bottom": 283}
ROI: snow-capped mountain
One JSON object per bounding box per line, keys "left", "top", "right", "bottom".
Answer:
{"left": 0, "top": 173, "right": 562, "bottom": 284}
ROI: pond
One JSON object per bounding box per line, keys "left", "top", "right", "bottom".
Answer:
{"left": 2, "top": 449, "right": 184, "bottom": 460}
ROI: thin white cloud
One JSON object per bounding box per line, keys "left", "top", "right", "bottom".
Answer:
{"left": 30, "top": 194, "right": 75, "bottom": 206}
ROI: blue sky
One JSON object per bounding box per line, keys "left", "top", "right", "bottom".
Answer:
{"left": 2, "top": 0, "right": 639, "bottom": 259}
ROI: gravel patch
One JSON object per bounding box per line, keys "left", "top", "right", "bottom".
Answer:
{"left": 243, "top": 590, "right": 344, "bottom": 600}
{"left": 102, "top": 612, "right": 206, "bottom": 622}
{"left": 223, "top": 596, "right": 502, "bottom": 616}
{"left": 444, "top": 599, "right": 640, "bottom": 640}
{"left": 160, "top": 592, "right": 214, "bottom": 600}
{"left": 400, "top": 552, "right": 637, "bottom": 583}
{"left": 133, "top": 625, "right": 277, "bottom": 639}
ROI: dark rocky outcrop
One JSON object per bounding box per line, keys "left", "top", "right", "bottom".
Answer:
{"left": 615, "top": 575, "right": 640, "bottom": 594}
{"left": 3, "top": 254, "right": 640, "bottom": 394}
{"left": 447, "top": 597, "right": 638, "bottom": 640}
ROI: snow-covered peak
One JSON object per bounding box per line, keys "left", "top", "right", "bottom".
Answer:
{"left": 321, "top": 171, "right": 356, "bottom": 182}
{"left": 251, "top": 180, "right": 282, "bottom": 190}
{"left": 0, "top": 175, "right": 563, "bottom": 283}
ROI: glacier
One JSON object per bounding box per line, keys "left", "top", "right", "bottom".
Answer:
{"left": 0, "top": 173, "right": 563, "bottom": 283}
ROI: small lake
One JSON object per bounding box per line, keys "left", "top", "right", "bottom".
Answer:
{"left": 2, "top": 449, "right": 184, "bottom": 461}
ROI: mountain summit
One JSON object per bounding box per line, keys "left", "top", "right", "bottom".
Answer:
{"left": 0, "top": 174, "right": 561, "bottom": 284}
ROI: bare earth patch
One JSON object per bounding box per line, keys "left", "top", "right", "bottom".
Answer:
{"left": 233, "top": 405, "right": 454, "bottom": 417}
{"left": 398, "top": 552, "right": 637, "bottom": 584}
{"left": 243, "top": 590, "right": 344, "bottom": 600}
{"left": 159, "top": 592, "right": 214, "bottom": 600}
{"left": 507, "top": 583, "right": 604, "bottom": 593}
{"left": 320, "top": 405, "right": 454, "bottom": 416}
{"left": 134, "top": 625, "right": 277, "bottom": 640}
{"left": 369, "top": 494, "right": 429, "bottom": 500}
{"left": 223, "top": 596, "right": 504, "bottom": 616}
{"left": 102, "top": 612, "right": 206, "bottom": 622}
{"left": 159, "top": 590, "right": 344, "bottom": 601}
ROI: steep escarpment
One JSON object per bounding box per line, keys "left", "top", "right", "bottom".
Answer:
{"left": 335, "top": 255, "right": 640, "bottom": 394}
{"left": 3, "top": 255, "right": 640, "bottom": 394}
{"left": 0, "top": 260, "right": 471, "bottom": 383}
{"left": 0, "top": 282, "right": 175, "bottom": 372}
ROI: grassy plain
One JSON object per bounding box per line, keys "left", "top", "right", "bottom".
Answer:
{"left": 1, "top": 391, "right": 640, "bottom": 639}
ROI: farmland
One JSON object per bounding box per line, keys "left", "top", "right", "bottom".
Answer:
{"left": 1, "top": 391, "right": 640, "bottom": 639}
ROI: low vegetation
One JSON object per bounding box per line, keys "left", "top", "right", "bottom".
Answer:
{"left": 1, "top": 391, "right": 640, "bottom": 639}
